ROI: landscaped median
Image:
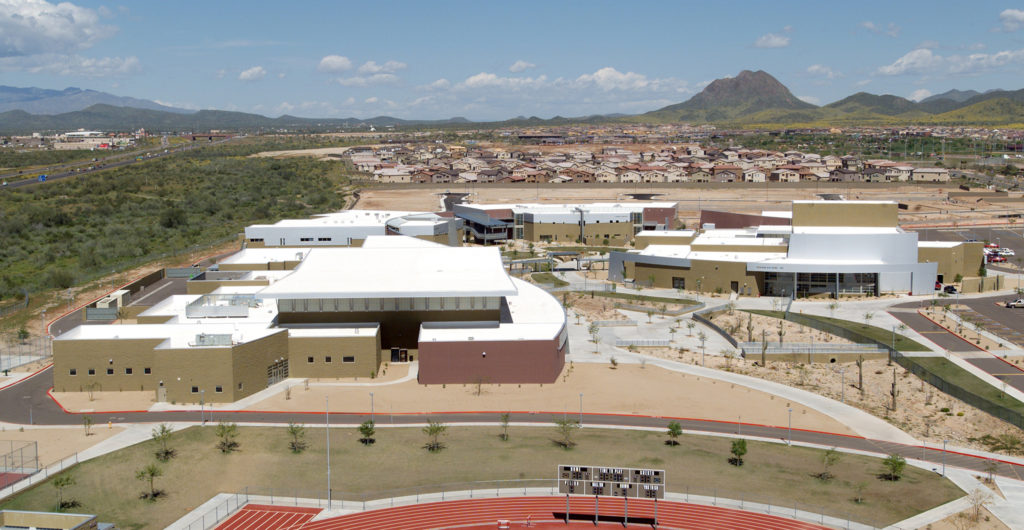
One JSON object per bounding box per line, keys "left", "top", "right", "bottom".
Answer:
{"left": 746, "top": 310, "right": 931, "bottom": 352}
{"left": 0, "top": 426, "right": 962, "bottom": 529}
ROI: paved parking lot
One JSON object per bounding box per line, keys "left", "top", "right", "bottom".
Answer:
{"left": 958, "top": 294, "right": 1024, "bottom": 348}
{"left": 914, "top": 226, "right": 1024, "bottom": 273}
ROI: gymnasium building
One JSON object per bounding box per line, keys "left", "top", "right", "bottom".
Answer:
{"left": 244, "top": 210, "right": 465, "bottom": 248}
{"left": 52, "top": 236, "right": 567, "bottom": 403}
{"left": 609, "top": 200, "right": 983, "bottom": 298}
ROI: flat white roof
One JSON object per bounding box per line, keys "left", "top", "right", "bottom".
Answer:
{"left": 791, "top": 226, "right": 902, "bottom": 235}
{"left": 636, "top": 230, "right": 696, "bottom": 237}
{"left": 418, "top": 278, "right": 564, "bottom": 342}
{"left": 690, "top": 251, "right": 789, "bottom": 262}
{"left": 760, "top": 211, "right": 793, "bottom": 219}
{"left": 257, "top": 246, "right": 517, "bottom": 299}
{"left": 793, "top": 200, "right": 895, "bottom": 205}
{"left": 360, "top": 235, "right": 444, "bottom": 249}
{"left": 55, "top": 323, "right": 282, "bottom": 349}
{"left": 219, "top": 248, "right": 311, "bottom": 264}
{"left": 465, "top": 202, "right": 677, "bottom": 214}
{"left": 262, "top": 210, "right": 423, "bottom": 228}
{"left": 692, "top": 235, "right": 786, "bottom": 247}
{"left": 918, "top": 241, "right": 962, "bottom": 248}
{"left": 284, "top": 324, "right": 380, "bottom": 338}
{"left": 639, "top": 245, "right": 692, "bottom": 258}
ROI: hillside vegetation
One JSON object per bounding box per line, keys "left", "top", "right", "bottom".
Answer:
{"left": 0, "top": 140, "right": 350, "bottom": 301}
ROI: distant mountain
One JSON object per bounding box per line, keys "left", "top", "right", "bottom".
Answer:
{"left": 643, "top": 70, "right": 816, "bottom": 122}
{"left": 921, "top": 89, "right": 983, "bottom": 104}
{"left": 824, "top": 92, "right": 920, "bottom": 116}
{"left": 0, "top": 85, "right": 190, "bottom": 115}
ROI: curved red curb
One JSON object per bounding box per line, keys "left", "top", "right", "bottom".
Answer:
{"left": 0, "top": 363, "right": 53, "bottom": 392}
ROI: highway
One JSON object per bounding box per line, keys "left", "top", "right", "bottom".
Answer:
{"left": 2, "top": 365, "right": 1022, "bottom": 481}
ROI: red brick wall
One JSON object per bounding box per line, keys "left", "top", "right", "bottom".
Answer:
{"left": 417, "top": 332, "right": 566, "bottom": 384}
{"left": 698, "top": 210, "right": 790, "bottom": 229}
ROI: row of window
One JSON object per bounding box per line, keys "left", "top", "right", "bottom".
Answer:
{"left": 298, "top": 237, "right": 334, "bottom": 242}
{"left": 307, "top": 356, "right": 356, "bottom": 363}
{"left": 69, "top": 367, "right": 151, "bottom": 376}
{"left": 191, "top": 385, "right": 225, "bottom": 393}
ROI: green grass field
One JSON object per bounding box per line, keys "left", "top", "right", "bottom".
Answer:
{"left": 913, "top": 357, "right": 1024, "bottom": 417}
{"left": 531, "top": 272, "right": 569, "bottom": 287}
{"left": 0, "top": 426, "right": 961, "bottom": 529}
{"left": 588, "top": 291, "right": 698, "bottom": 306}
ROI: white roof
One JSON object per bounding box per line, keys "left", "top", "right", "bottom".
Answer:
{"left": 760, "top": 210, "right": 793, "bottom": 219}
{"left": 639, "top": 245, "right": 693, "bottom": 258}
{"left": 918, "top": 241, "right": 962, "bottom": 248}
{"left": 360, "top": 235, "right": 444, "bottom": 249}
{"left": 55, "top": 323, "right": 282, "bottom": 349}
{"left": 464, "top": 202, "right": 677, "bottom": 214}
{"left": 219, "top": 248, "right": 311, "bottom": 265}
{"left": 689, "top": 251, "right": 789, "bottom": 262}
{"left": 791, "top": 226, "right": 902, "bottom": 235}
{"left": 284, "top": 324, "right": 380, "bottom": 338}
{"left": 418, "top": 278, "right": 564, "bottom": 342}
{"left": 636, "top": 230, "right": 696, "bottom": 237}
{"left": 257, "top": 246, "right": 517, "bottom": 299}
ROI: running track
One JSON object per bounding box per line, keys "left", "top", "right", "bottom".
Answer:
{"left": 216, "top": 497, "right": 831, "bottom": 530}
{"left": 215, "top": 504, "right": 319, "bottom": 530}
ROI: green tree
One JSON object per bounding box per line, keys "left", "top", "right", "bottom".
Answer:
{"left": 818, "top": 447, "right": 841, "bottom": 480}
{"left": 17, "top": 327, "right": 30, "bottom": 343}
{"left": 423, "top": 420, "right": 447, "bottom": 452}
{"left": 82, "top": 415, "right": 93, "bottom": 436}
{"left": 215, "top": 421, "right": 239, "bottom": 453}
{"left": 666, "top": 421, "right": 682, "bottom": 446}
{"left": 554, "top": 419, "right": 580, "bottom": 449}
{"left": 358, "top": 419, "right": 376, "bottom": 445}
{"left": 499, "top": 412, "right": 511, "bottom": 442}
{"left": 151, "top": 423, "right": 175, "bottom": 461}
{"left": 135, "top": 462, "right": 163, "bottom": 500}
{"left": 880, "top": 454, "right": 906, "bottom": 481}
{"left": 729, "top": 439, "right": 747, "bottom": 466}
{"left": 52, "top": 473, "right": 77, "bottom": 510}
{"left": 287, "top": 422, "right": 308, "bottom": 453}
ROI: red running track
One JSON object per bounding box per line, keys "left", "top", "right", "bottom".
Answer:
{"left": 0, "top": 472, "right": 29, "bottom": 489}
{"left": 215, "top": 504, "right": 320, "bottom": 530}
{"left": 221, "top": 496, "right": 831, "bottom": 530}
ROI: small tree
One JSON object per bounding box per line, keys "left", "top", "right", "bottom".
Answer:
{"left": 746, "top": 312, "right": 754, "bottom": 342}
{"left": 983, "top": 459, "right": 999, "bottom": 484}
{"left": 52, "top": 473, "right": 77, "bottom": 510}
{"left": 136, "top": 462, "right": 163, "bottom": 500}
{"left": 423, "top": 420, "right": 447, "bottom": 452}
{"left": 686, "top": 320, "right": 695, "bottom": 337}
{"left": 776, "top": 321, "right": 786, "bottom": 345}
{"left": 17, "top": 327, "right": 29, "bottom": 343}
{"left": 499, "top": 412, "right": 510, "bottom": 441}
{"left": 151, "top": 423, "right": 175, "bottom": 462}
{"left": 852, "top": 481, "right": 868, "bottom": 504}
{"left": 215, "top": 421, "right": 239, "bottom": 453}
{"left": 967, "top": 487, "right": 994, "bottom": 522}
{"left": 817, "top": 447, "right": 841, "bottom": 480}
{"left": 609, "top": 356, "right": 618, "bottom": 369}
{"left": 827, "top": 301, "right": 839, "bottom": 318}
{"left": 588, "top": 322, "right": 600, "bottom": 353}
{"left": 287, "top": 422, "right": 308, "bottom": 453}
{"left": 358, "top": 419, "right": 376, "bottom": 445}
{"left": 82, "top": 415, "right": 93, "bottom": 436}
{"left": 729, "top": 439, "right": 747, "bottom": 466}
{"left": 666, "top": 421, "right": 682, "bottom": 446}
{"left": 863, "top": 312, "right": 874, "bottom": 326}
{"left": 554, "top": 419, "right": 580, "bottom": 449}
{"left": 880, "top": 453, "right": 906, "bottom": 481}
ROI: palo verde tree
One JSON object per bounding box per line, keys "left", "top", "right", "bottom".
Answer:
{"left": 879, "top": 453, "right": 906, "bottom": 481}
{"left": 665, "top": 421, "right": 682, "bottom": 446}
{"left": 287, "top": 422, "right": 308, "bottom": 453}
{"left": 52, "top": 473, "right": 78, "bottom": 510}
{"left": 554, "top": 419, "right": 581, "bottom": 449}
{"left": 151, "top": 423, "right": 175, "bottom": 462}
{"left": 358, "top": 419, "right": 376, "bottom": 445}
{"left": 817, "top": 447, "right": 841, "bottom": 481}
{"left": 135, "top": 462, "right": 164, "bottom": 500}
{"left": 499, "top": 412, "right": 511, "bottom": 441}
{"left": 423, "top": 420, "right": 447, "bottom": 452}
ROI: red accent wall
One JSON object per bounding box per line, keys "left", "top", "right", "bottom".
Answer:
{"left": 699, "top": 210, "right": 790, "bottom": 229}
{"left": 642, "top": 207, "right": 678, "bottom": 226}
{"left": 417, "top": 332, "right": 566, "bottom": 384}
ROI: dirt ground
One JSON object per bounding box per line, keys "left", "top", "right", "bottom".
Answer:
{"left": 709, "top": 310, "right": 854, "bottom": 345}
{"left": 0, "top": 425, "right": 124, "bottom": 464}
{"left": 921, "top": 307, "right": 1007, "bottom": 351}
{"left": 638, "top": 341, "right": 1024, "bottom": 452}
{"left": 932, "top": 506, "right": 1009, "bottom": 530}
{"left": 242, "top": 363, "right": 854, "bottom": 435}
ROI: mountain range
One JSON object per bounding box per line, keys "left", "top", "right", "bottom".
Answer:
{"left": 1, "top": 72, "right": 1022, "bottom": 133}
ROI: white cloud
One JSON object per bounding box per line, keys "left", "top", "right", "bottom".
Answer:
{"left": 344, "top": 97, "right": 355, "bottom": 105}
{"left": 238, "top": 65, "right": 266, "bottom": 81}
{"left": 575, "top": 67, "right": 651, "bottom": 90}
{"left": 336, "top": 73, "right": 399, "bottom": 86}
{"left": 423, "top": 78, "right": 450, "bottom": 90}
{"left": 276, "top": 101, "right": 295, "bottom": 114}
{"left": 797, "top": 95, "right": 821, "bottom": 105}
{"left": 876, "top": 47, "right": 1024, "bottom": 76}
{"left": 909, "top": 89, "right": 932, "bottom": 102}
{"left": 0, "top": 0, "right": 115, "bottom": 57}
{"left": 918, "top": 40, "right": 940, "bottom": 50}
{"left": 1, "top": 53, "right": 140, "bottom": 76}
{"left": 509, "top": 59, "right": 536, "bottom": 73}
{"left": 458, "top": 72, "right": 548, "bottom": 90}
{"left": 998, "top": 9, "right": 1024, "bottom": 32}
{"left": 364, "top": 97, "right": 378, "bottom": 104}
{"left": 317, "top": 55, "right": 352, "bottom": 73}
{"left": 278, "top": 73, "right": 286, "bottom": 79}
{"left": 806, "top": 64, "right": 838, "bottom": 79}
{"left": 215, "top": 69, "right": 226, "bottom": 79}
{"left": 754, "top": 33, "right": 790, "bottom": 48}
{"left": 855, "top": 79, "right": 872, "bottom": 87}
{"left": 357, "top": 60, "right": 406, "bottom": 74}
{"left": 861, "top": 21, "right": 900, "bottom": 37}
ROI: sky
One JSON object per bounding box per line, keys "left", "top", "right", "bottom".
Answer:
{"left": 2, "top": 0, "right": 1024, "bottom": 121}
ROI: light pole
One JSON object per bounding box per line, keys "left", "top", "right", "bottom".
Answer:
{"left": 326, "top": 396, "right": 331, "bottom": 510}
{"left": 942, "top": 439, "right": 948, "bottom": 477}
{"left": 578, "top": 393, "right": 584, "bottom": 426}
{"left": 787, "top": 408, "right": 793, "bottom": 446}
{"left": 200, "top": 390, "right": 205, "bottom": 424}
{"left": 839, "top": 367, "right": 847, "bottom": 404}
{"left": 370, "top": 392, "right": 374, "bottom": 422}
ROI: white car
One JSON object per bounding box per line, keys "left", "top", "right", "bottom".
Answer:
{"left": 998, "top": 248, "right": 1015, "bottom": 256}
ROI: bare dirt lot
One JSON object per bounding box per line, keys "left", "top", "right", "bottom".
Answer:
{"left": 0, "top": 425, "right": 124, "bottom": 464}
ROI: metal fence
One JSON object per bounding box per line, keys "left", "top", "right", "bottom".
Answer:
{"left": 738, "top": 342, "right": 889, "bottom": 355}
{"left": 0, "top": 292, "right": 28, "bottom": 318}
{"left": 178, "top": 478, "right": 882, "bottom": 529}
{"left": 0, "top": 440, "right": 37, "bottom": 475}
{"left": 614, "top": 339, "right": 671, "bottom": 347}
{"left": 1, "top": 336, "right": 51, "bottom": 372}
{"left": 692, "top": 307, "right": 738, "bottom": 347}
{"left": 593, "top": 320, "right": 637, "bottom": 327}
{"left": 0, "top": 452, "right": 78, "bottom": 501}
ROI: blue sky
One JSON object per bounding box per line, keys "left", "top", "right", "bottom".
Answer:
{"left": 3, "top": 0, "right": 1024, "bottom": 120}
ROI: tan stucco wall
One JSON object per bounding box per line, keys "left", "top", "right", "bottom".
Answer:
{"left": 278, "top": 309, "right": 500, "bottom": 349}
{"left": 288, "top": 332, "right": 382, "bottom": 379}
{"left": 792, "top": 202, "right": 897, "bottom": 228}
{"left": 186, "top": 279, "right": 270, "bottom": 295}
{"left": 523, "top": 222, "right": 633, "bottom": 244}
{"left": 53, "top": 338, "right": 163, "bottom": 394}
{"left": 228, "top": 331, "right": 289, "bottom": 402}
{"left": 689, "top": 244, "right": 788, "bottom": 253}
{"left": 217, "top": 260, "right": 301, "bottom": 272}
{"left": 629, "top": 259, "right": 762, "bottom": 295}
{"left": 919, "top": 243, "right": 984, "bottom": 282}
{"left": 634, "top": 234, "right": 695, "bottom": 250}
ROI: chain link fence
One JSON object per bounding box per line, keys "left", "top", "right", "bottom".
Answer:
{"left": 0, "top": 336, "right": 50, "bottom": 372}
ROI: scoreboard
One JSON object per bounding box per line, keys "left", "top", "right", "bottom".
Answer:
{"left": 557, "top": 465, "right": 665, "bottom": 499}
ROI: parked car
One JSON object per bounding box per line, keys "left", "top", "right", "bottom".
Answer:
{"left": 998, "top": 248, "right": 1015, "bottom": 256}
{"left": 988, "top": 255, "right": 1007, "bottom": 263}
{"left": 1007, "top": 299, "right": 1024, "bottom": 308}
{"left": 985, "top": 242, "right": 1000, "bottom": 248}
{"left": 944, "top": 285, "right": 959, "bottom": 294}
{"left": 935, "top": 281, "right": 942, "bottom": 290}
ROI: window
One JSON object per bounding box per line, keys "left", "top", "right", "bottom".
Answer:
{"left": 343, "top": 356, "right": 355, "bottom": 363}
{"left": 248, "top": 238, "right": 264, "bottom": 243}
{"left": 215, "top": 386, "right": 223, "bottom": 393}
{"left": 144, "top": 367, "right": 151, "bottom": 374}
{"left": 300, "top": 237, "right": 313, "bottom": 242}
{"left": 88, "top": 368, "right": 95, "bottom": 376}
{"left": 318, "top": 237, "right": 332, "bottom": 242}
{"left": 191, "top": 386, "right": 199, "bottom": 393}
{"left": 238, "top": 383, "right": 243, "bottom": 391}
{"left": 325, "top": 356, "right": 332, "bottom": 363}
{"left": 106, "top": 368, "right": 114, "bottom": 375}
{"left": 307, "top": 356, "right": 314, "bottom": 363}
{"left": 124, "top": 368, "right": 133, "bottom": 375}
{"left": 672, "top": 277, "right": 685, "bottom": 289}
{"left": 69, "top": 368, "right": 77, "bottom": 376}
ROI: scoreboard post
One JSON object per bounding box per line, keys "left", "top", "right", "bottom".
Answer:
{"left": 558, "top": 464, "right": 666, "bottom": 525}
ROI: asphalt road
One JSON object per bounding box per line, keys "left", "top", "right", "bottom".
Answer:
{"left": 888, "top": 310, "right": 978, "bottom": 353}
{"left": 2, "top": 366, "right": 1022, "bottom": 481}
{"left": 913, "top": 226, "right": 1024, "bottom": 274}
